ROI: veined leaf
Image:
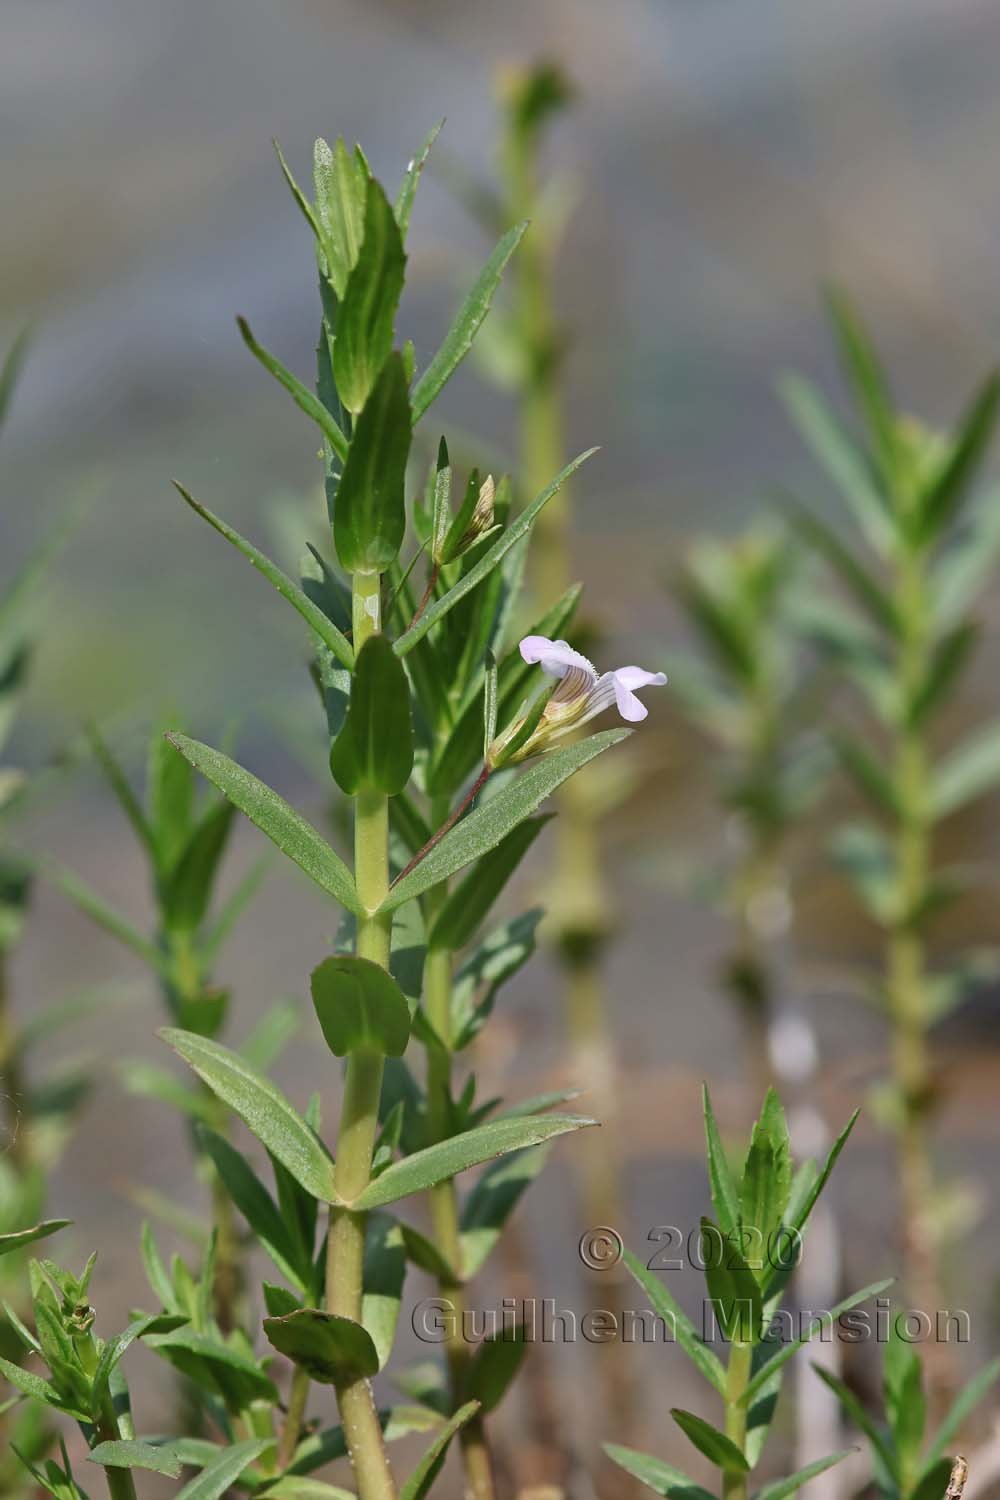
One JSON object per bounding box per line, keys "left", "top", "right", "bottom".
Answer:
{"left": 382, "top": 729, "right": 628, "bottom": 911}
{"left": 811, "top": 1365, "right": 898, "bottom": 1484}
{"left": 173, "top": 485, "right": 353, "bottom": 670}
{"left": 753, "top": 1450, "right": 853, "bottom": 1500}
{"left": 352, "top": 1113, "right": 593, "bottom": 1210}
{"left": 0, "top": 1220, "right": 69, "bottom": 1259}
{"left": 702, "top": 1086, "right": 740, "bottom": 1239}
{"left": 428, "top": 816, "right": 550, "bottom": 953}
{"left": 400, "top": 1402, "right": 480, "bottom": 1500}
{"left": 313, "top": 137, "right": 367, "bottom": 298}
{"left": 310, "top": 955, "right": 411, "bottom": 1057}
{"left": 411, "top": 223, "right": 527, "bottom": 422}
{"left": 603, "top": 1445, "right": 717, "bottom": 1500}
{"left": 165, "top": 735, "right": 358, "bottom": 913}
{"left": 175, "top": 1439, "right": 274, "bottom": 1500}
{"left": 196, "top": 1126, "right": 305, "bottom": 1288}
{"left": 622, "top": 1248, "right": 726, "bottom": 1395}
{"left": 87, "top": 1441, "right": 183, "bottom": 1479}
{"left": 740, "top": 1089, "right": 791, "bottom": 1276}
{"left": 671, "top": 1409, "right": 749, "bottom": 1472}
{"left": 334, "top": 353, "right": 411, "bottom": 573}
{"left": 395, "top": 450, "right": 596, "bottom": 656}
{"left": 162, "top": 1029, "right": 337, "bottom": 1202}
{"left": 467, "top": 1327, "right": 527, "bottom": 1412}
{"left": 237, "top": 318, "right": 348, "bottom": 463}
{"left": 329, "top": 634, "right": 414, "bottom": 798}
{"left": 741, "top": 1280, "right": 893, "bottom": 1404}
{"left": 263, "top": 1308, "right": 379, "bottom": 1384}
{"left": 395, "top": 121, "right": 444, "bottom": 239}
{"left": 362, "top": 1213, "right": 406, "bottom": 1370}
{"left": 334, "top": 178, "right": 406, "bottom": 414}
{"left": 459, "top": 1143, "right": 550, "bottom": 1279}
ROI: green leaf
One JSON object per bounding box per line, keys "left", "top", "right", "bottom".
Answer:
{"left": 395, "top": 121, "right": 443, "bottom": 239}
{"left": 334, "top": 178, "right": 406, "bottom": 414}
{"left": 395, "top": 449, "right": 597, "bottom": 656}
{"left": 329, "top": 635, "right": 414, "bottom": 798}
{"left": 810, "top": 1365, "right": 899, "bottom": 1485}
{"left": 362, "top": 1213, "right": 406, "bottom": 1371}
{"left": 467, "top": 1327, "right": 527, "bottom": 1412}
{"left": 884, "top": 1324, "right": 925, "bottom": 1469}
{"left": 621, "top": 1249, "right": 726, "bottom": 1395}
{"left": 173, "top": 485, "right": 354, "bottom": 670}
{"left": 334, "top": 353, "right": 411, "bottom": 572}
{"left": 831, "top": 825, "right": 897, "bottom": 923}
{"left": 920, "top": 1357, "right": 1000, "bottom": 1475}
{"left": 740, "top": 1089, "right": 791, "bottom": 1274}
{"left": 670, "top": 1410, "right": 749, "bottom": 1473}
{"left": 176, "top": 1439, "right": 274, "bottom": 1500}
{"left": 400, "top": 1402, "right": 480, "bottom": 1500}
{"left": 932, "top": 721, "right": 1000, "bottom": 819}
{"left": 700, "top": 1217, "right": 762, "bottom": 1345}
{"left": 313, "top": 137, "right": 367, "bottom": 298}
{"left": 352, "top": 1113, "right": 593, "bottom": 1210}
{"left": 87, "top": 725, "right": 156, "bottom": 860}
{"left": 195, "top": 1126, "right": 305, "bottom": 1288}
{"left": 264, "top": 1308, "right": 378, "bottom": 1384}
{"left": 237, "top": 318, "right": 348, "bottom": 463}
{"left": 0, "top": 327, "right": 30, "bottom": 431}
{"left": 382, "top": 729, "right": 628, "bottom": 912}
{"left": 918, "top": 372, "right": 1000, "bottom": 541}
{"left": 260, "top": 1482, "right": 355, "bottom": 1500}
{"left": 752, "top": 1450, "right": 853, "bottom": 1500}
{"left": 87, "top": 1441, "right": 183, "bottom": 1479}
{"left": 165, "top": 735, "right": 358, "bottom": 913}
{"left": 52, "top": 864, "right": 166, "bottom": 974}
{"left": 0, "top": 1220, "right": 69, "bottom": 1259}
{"left": 452, "top": 909, "right": 543, "bottom": 1051}
{"left": 603, "top": 1445, "right": 717, "bottom": 1500}
{"left": 907, "top": 623, "right": 976, "bottom": 728}
{"left": 428, "top": 816, "right": 550, "bottom": 953}
{"left": 835, "top": 735, "right": 901, "bottom": 817}
{"left": 411, "top": 223, "right": 527, "bottom": 422}
{"left": 741, "top": 1280, "right": 893, "bottom": 1404}
{"left": 91, "top": 1314, "right": 183, "bottom": 1415}
{"left": 785, "top": 501, "right": 896, "bottom": 635}
{"left": 0, "top": 1354, "right": 62, "bottom": 1409}
{"left": 165, "top": 800, "right": 234, "bottom": 931}
{"left": 931, "top": 486, "right": 1000, "bottom": 626}
{"left": 825, "top": 286, "right": 897, "bottom": 480}
{"left": 161, "top": 1029, "right": 337, "bottom": 1202}
{"left": 702, "top": 1086, "right": 740, "bottom": 1239}
{"left": 310, "top": 955, "right": 411, "bottom": 1058}
{"left": 459, "top": 1143, "right": 550, "bottom": 1280}
{"left": 779, "top": 374, "right": 892, "bottom": 554}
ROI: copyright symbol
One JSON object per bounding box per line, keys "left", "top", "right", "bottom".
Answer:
{"left": 578, "top": 1226, "right": 623, "bottom": 1270}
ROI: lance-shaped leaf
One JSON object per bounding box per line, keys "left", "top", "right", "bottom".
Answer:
{"left": 361, "top": 1212, "right": 407, "bottom": 1371}
{"left": 175, "top": 1439, "right": 274, "bottom": 1500}
{"left": 334, "top": 178, "right": 406, "bottom": 413}
{"left": 622, "top": 1248, "right": 726, "bottom": 1394}
{"left": 785, "top": 500, "right": 896, "bottom": 636}
{"left": 428, "top": 816, "right": 550, "bottom": 953}
{"left": 451, "top": 909, "right": 543, "bottom": 1050}
{"left": 313, "top": 137, "right": 367, "bottom": 297}
{"left": 383, "top": 729, "right": 628, "bottom": 912}
{"left": 88, "top": 1441, "right": 184, "bottom": 1479}
{"left": 395, "top": 120, "right": 443, "bottom": 238}
{"left": 603, "top": 1445, "right": 717, "bottom": 1500}
{"left": 467, "top": 1327, "right": 528, "bottom": 1413}
{"left": 395, "top": 449, "right": 596, "bottom": 656}
{"left": 310, "top": 955, "right": 411, "bottom": 1057}
{"left": 196, "top": 1125, "right": 306, "bottom": 1287}
{"left": 825, "top": 286, "right": 897, "bottom": 481}
{"left": 671, "top": 1410, "right": 750, "bottom": 1472}
{"left": 703, "top": 1086, "right": 740, "bottom": 1239}
{"left": 165, "top": 800, "right": 234, "bottom": 931}
{"left": 753, "top": 1451, "right": 854, "bottom": 1500}
{"left": 931, "top": 721, "right": 1000, "bottom": 819}
{"left": 919, "top": 1357, "right": 1000, "bottom": 1475}
{"left": 400, "top": 1402, "right": 481, "bottom": 1500}
{"left": 460, "top": 1143, "right": 550, "bottom": 1280}
{"left": 0, "top": 1220, "right": 69, "bottom": 1259}
{"left": 352, "top": 1113, "right": 594, "bottom": 1210}
{"left": 237, "top": 319, "right": 348, "bottom": 463}
{"left": 811, "top": 1365, "right": 899, "bottom": 1484}
{"left": 329, "top": 635, "right": 414, "bottom": 798}
{"left": 834, "top": 735, "right": 901, "bottom": 817}
{"left": 701, "top": 1217, "right": 762, "bottom": 1345}
{"left": 918, "top": 371, "right": 1000, "bottom": 542}
{"left": 165, "top": 735, "right": 358, "bottom": 914}
{"left": 740, "top": 1089, "right": 791, "bottom": 1277}
{"left": 173, "top": 485, "right": 353, "bottom": 670}
{"left": 162, "top": 1029, "right": 337, "bottom": 1202}
{"left": 334, "top": 353, "right": 411, "bottom": 573}
{"left": 741, "top": 1279, "right": 893, "bottom": 1405}
{"left": 410, "top": 222, "right": 527, "bottom": 422}
{"left": 779, "top": 374, "right": 893, "bottom": 554}
{"left": 264, "top": 1308, "right": 379, "bottom": 1385}
{"left": 91, "top": 1314, "right": 186, "bottom": 1416}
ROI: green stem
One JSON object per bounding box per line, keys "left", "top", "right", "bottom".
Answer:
{"left": 723, "top": 1341, "right": 752, "bottom": 1500}
{"left": 0, "top": 946, "right": 26, "bottom": 1165}
{"left": 423, "top": 876, "right": 496, "bottom": 1500}
{"left": 325, "top": 569, "right": 396, "bottom": 1500}
{"left": 278, "top": 1366, "right": 311, "bottom": 1470}
{"left": 96, "top": 1407, "right": 139, "bottom": 1500}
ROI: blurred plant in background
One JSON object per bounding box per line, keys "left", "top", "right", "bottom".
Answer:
{"left": 783, "top": 291, "right": 1000, "bottom": 1408}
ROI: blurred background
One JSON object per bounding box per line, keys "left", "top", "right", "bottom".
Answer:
{"left": 3, "top": 0, "right": 1000, "bottom": 1490}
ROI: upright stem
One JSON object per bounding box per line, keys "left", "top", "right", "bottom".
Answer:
{"left": 424, "top": 862, "right": 496, "bottom": 1500}
{"left": 723, "top": 1341, "right": 752, "bottom": 1500}
{"left": 0, "top": 946, "right": 26, "bottom": 1166}
{"left": 97, "top": 1405, "right": 139, "bottom": 1500}
{"left": 278, "top": 1366, "right": 311, "bottom": 1470}
{"left": 325, "top": 569, "right": 397, "bottom": 1500}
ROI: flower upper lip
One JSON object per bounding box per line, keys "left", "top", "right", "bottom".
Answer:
{"left": 518, "top": 635, "right": 667, "bottom": 725}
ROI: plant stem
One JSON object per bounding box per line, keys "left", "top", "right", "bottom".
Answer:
{"left": 278, "top": 1366, "right": 312, "bottom": 1470}
{"left": 0, "top": 946, "right": 26, "bottom": 1165}
{"left": 424, "top": 864, "right": 496, "bottom": 1500}
{"left": 723, "top": 1341, "right": 752, "bottom": 1500}
{"left": 96, "top": 1406, "right": 139, "bottom": 1500}
{"left": 325, "top": 569, "right": 397, "bottom": 1500}
{"left": 391, "top": 766, "right": 490, "bottom": 890}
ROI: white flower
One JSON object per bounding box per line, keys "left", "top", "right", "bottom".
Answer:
{"left": 488, "top": 635, "right": 666, "bottom": 765}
